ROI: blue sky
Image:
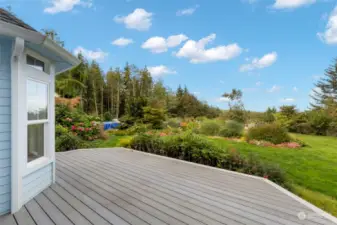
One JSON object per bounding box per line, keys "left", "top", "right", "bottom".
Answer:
{"left": 3, "top": 0, "right": 337, "bottom": 111}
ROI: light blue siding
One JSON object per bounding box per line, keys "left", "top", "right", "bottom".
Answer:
{"left": 22, "top": 163, "right": 53, "bottom": 205}
{"left": 0, "top": 37, "right": 12, "bottom": 216}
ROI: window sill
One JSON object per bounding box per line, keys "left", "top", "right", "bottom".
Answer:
{"left": 24, "top": 157, "right": 53, "bottom": 177}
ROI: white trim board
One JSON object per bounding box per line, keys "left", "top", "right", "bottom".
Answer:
{"left": 11, "top": 37, "right": 25, "bottom": 213}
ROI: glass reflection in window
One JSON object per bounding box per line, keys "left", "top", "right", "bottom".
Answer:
{"left": 27, "top": 80, "right": 48, "bottom": 121}
{"left": 28, "top": 124, "right": 44, "bottom": 162}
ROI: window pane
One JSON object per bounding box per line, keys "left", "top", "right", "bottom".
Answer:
{"left": 27, "top": 80, "right": 48, "bottom": 121}
{"left": 27, "top": 55, "right": 45, "bottom": 72}
{"left": 28, "top": 124, "right": 44, "bottom": 162}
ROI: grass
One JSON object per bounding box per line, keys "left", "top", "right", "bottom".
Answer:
{"left": 90, "top": 135, "right": 132, "bottom": 148}
{"left": 209, "top": 134, "right": 337, "bottom": 216}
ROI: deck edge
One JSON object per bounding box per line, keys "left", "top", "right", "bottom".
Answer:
{"left": 59, "top": 148, "right": 337, "bottom": 224}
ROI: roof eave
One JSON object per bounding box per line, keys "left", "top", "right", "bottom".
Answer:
{"left": 0, "top": 20, "right": 81, "bottom": 72}
{"left": 42, "top": 38, "right": 81, "bottom": 72}
{"left": 0, "top": 20, "right": 44, "bottom": 44}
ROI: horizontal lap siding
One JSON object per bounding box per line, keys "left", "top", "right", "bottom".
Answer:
{"left": 0, "top": 37, "right": 12, "bottom": 216}
{"left": 22, "top": 163, "right": 53, "bottom": 205}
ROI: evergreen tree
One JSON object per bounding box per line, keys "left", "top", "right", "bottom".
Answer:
{"left": 176, "top": 85, "right": 184, "bottom": 99}
{"left": 311, "top": 59, "right": 337, "bottom": 109}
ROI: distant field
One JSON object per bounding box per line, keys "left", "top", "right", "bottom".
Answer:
{"left": 91, "top": 133, "right": 337, "bottom": 216}
{"left": 209, "top": 134, "right": 337, "bottom": 216}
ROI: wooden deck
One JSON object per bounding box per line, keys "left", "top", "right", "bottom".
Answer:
{"left": 1, "top": 148, "right": 336, "bottom": 225}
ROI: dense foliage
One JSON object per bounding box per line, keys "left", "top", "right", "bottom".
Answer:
{"left": 199, "top": 120, "right": 221, "bottom": 136}
{"left": 246, "top": 124, "right": 292, "bottom": 144}
{"left": 130, "top": 132, "right": 285, "bottom": 184}
{"left": 55, "top": 104, "right": 102, "bottom": 151}
{"left": 219, "top": 120, "right": 244, "bottom": 138}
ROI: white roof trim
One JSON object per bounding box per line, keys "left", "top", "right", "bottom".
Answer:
{"left": 0, "top": 20, "right": 80, "bottom": 69}
{"left": 0, "top": 20, "right": 44, "bottom": 43}
{"left": 42, "top": 38, "right": 81, "bottom": 67}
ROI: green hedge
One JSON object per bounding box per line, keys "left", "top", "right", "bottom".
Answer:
{"left": 199, "top": 120, "right": 221, "bottom": 136}
{"left": 246, "top": 124, "right": 292, "bottom": 144}
{"left": 130, "top": 132, "right": 285, "bottom": 184}
{"left": 56, "top": 132, "right": 88, "bottom": 152}
{"left": 219, "top": 120, "right": 244, "bottom": 138}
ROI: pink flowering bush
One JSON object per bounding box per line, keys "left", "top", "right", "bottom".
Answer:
{"left": 70, "top": 122, "right": 100, "bottom": 141}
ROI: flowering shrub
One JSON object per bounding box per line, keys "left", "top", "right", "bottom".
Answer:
{"left": 248, "top": 140, "right": 302, "bottom": 149}
{"left": 59, "top": 115, "right": 101, "bottom": 141}
{"left": 69, "top": 121, "right": 100, "bottom": 141}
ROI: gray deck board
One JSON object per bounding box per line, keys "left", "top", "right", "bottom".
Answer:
{"left": 50, "top": 184, "right": 110, "bottom": 225}
{"left": 35, "top": 193, "right": 74, "bottom": 225}
{"left": 61, "top": 152, "right": 311, "bottom": 224}
{"left": 25, "top": 199, "right": 55, "bottom": 225}
{"left": 56, "top": 158, "right": 207, "bottom": 225}
{"left": 78, "top": 151, "right": 307, "bottom": 212}
{"left": 56, "top": 168, "right": 185, "bottom": 225}
{"left": 55, "top": 170, "right": 168, "bottom": 225}
{"left": 43, "top": 188, "right": 92, "bottom": 225}
{"left": 13, "top": 206, "right": 35, "bottom": 225}
{"left": 2, "top": 148, "right": 337, "bottom": 225}
{"left": 59, "top": 151, "right": 321, "bottom": 225}
{"left": 0, "top": 214, "right": 16, "bottom": 225}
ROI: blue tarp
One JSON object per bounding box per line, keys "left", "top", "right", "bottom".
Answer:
{"left": 103, "top": 122, "right": 120, "bottom": 130}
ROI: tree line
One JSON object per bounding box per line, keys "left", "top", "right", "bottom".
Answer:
{"left": 56, "top": 55, "right": 221, "bottom": 121}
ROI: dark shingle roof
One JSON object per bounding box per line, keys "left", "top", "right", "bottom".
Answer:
{"left": 0, "top": 8, "right": 37, "bottom": 32}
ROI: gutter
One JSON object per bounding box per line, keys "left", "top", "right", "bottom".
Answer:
{"left": 0, "top": 20, "right": 81, "bottom": 70}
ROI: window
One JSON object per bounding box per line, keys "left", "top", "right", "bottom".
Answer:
{"left": 27, "top": 80, "right": 48, "bottom": 162}
{"left": 27, "top": 124, "right": 44, "bottom": 162}
{"left": 27, "top": 55, "right": 45, "bottom": 72}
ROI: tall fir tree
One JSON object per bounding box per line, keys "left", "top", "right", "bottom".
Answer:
{"left": 311, "top": 59, "right": 337, "bottom": 109}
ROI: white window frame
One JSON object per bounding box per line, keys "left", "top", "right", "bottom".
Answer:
{"left": 23, "top": 50, "right": 54, "bottom": 176}
{"left": 11, "top": 39, "right": 56, "bottom": 213}
{"left": 25, "top": 49, "right": 50, "bottom": 74}
{"left": 26, "top": 78, "right": 50, "bottom": 173}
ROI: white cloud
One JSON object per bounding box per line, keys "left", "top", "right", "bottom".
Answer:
{"left": 148, "top": 65, "right": 176, "bottom": 77}
{"left": 268, "top": 85, "right": 281, "bottom": 93}
{"left": 74, "top": 46, "right": 108, "bottom": 61}
{"left": 112, "top": 37, "right": 134, "bottom": 47}
{"left": 281, "top": 98, "right": 296, "bottom": 102}
{"left": 44, "top": 0, "right": 92, "bottom": 14}
{"left": 256, "top": 81, "right": 263, "bottom": 86}
{"left": 272, "top": 0, "right": 315, "bottom": 9}
{"left": 167, "top": 34, "right": 189, "bottom": 47}
{"left": 142, "top": 34, "right": 188, "bottom": 53}
{"left": 217, "top": 97, "right": 231, "bottom": 102}
{"left": 240, "top": 52, "right": 277, "bottom": 72}
{"left": 176, "top": 33, "right": 242, "bottom": 63}
{"left": 317, "top": 6, "right": 337, "bottom": 44}
{"left": 114, "top": 8, "right": 153, "bottom": 31}
{"left": 193, "top": 92, "right": 201, "bottom": 95}
{"left": 293, "top": 86, "right": 298, "bottom": 92}
{"left": 176, "top": 5, "right": 199, "bottom": 16}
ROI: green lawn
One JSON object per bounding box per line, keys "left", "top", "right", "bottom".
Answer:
{"left": 90, "top": 135, "right": 131, "bottom": 148}
{"left": 209, "top": 134, "right": 337, "bottom": 216}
